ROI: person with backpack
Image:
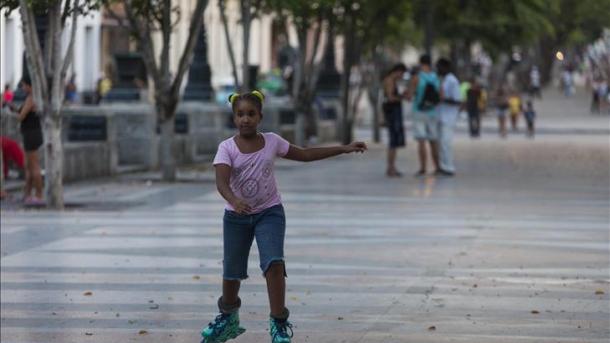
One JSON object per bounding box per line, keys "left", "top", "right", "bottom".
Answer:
{"left": 406, "top": 54, "right": 441, "bottom": 176}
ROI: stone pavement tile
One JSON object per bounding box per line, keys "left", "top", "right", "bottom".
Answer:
{"left": 1, "top": 131, "right": 608, "bottom": 343}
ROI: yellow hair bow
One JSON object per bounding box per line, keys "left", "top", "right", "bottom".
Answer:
{"left": 228, "top": 93, "right": 240, "bottom": 104}
{"left": 251, "top": 90, "right": 265, "bottom": 102}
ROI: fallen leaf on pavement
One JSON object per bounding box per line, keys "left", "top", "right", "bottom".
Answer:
{"left": 531, "top": 310, "right": 539, "bottom": 314}
{"left": 83, "top": 291, "right": 93, "bottom": 296}
{"left": 139, "top": 330, "right": 148, "bottom": 335}
{"left": 428, "top": 326, "right": 436, "bottom": 331}
{"left": 595, "top": 289, "right": 604, "bottom": 295}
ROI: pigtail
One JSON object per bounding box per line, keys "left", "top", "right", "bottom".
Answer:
{"left": 251, "top": 90, "right": 265, "bottom": 102}
{"left": 228, "top": 93, "right": 240, "bottom": 104}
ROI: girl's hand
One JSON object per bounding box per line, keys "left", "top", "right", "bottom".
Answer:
{"left": 231, "top": 198, "right": 252, "bottom": 215}
{"left": 344, "top": 142, "right": 367, "bottom": 154}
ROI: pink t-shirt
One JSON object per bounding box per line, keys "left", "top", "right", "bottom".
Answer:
{"left": 213, "top": 132, "right": 290, "bottom": 214}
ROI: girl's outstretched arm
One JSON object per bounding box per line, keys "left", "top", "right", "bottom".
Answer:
{"left": 215, "top": 164, "right": 251, "bottom": 214}
{"left": 283, "top": 142, "right": 367, "bottom": 162}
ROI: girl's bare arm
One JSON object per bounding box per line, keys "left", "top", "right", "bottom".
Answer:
{"left": 215, "top": 164, "right": 251, "bottom": 214}
{"left": 283, "top": 142, "right": 367, "bottom": 162}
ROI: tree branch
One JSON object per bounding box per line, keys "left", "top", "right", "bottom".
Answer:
{"left": 219, "top": 0, "right": 239, "bottom": 88}
{"left": 61, "top": 0, "right": 80, "bottom": 81}
{"left": 49, "top": 2, "right": 64, "bottom": 114}
{"left": 18, "top": 0, "right": 47, "bottom": 107}
{"left": 307, "top": 13, "right": 323, "bottom": 76}
{"left": 45, "top": 6, "right": 56, "bottom": 73}
{"left": 251, "top": 0, "right": 263, "bottom": 19}
{"left": 124, "top": 0, "right": 160, "bottom": 86}
{"left": 170, "top": 0, "right": 208, "bottom": 100}
{"left": 160, "top": 0, "right": 171, "bottom": 84}
{"left": 61, "top": 0, "right": 71, "bottom": 26}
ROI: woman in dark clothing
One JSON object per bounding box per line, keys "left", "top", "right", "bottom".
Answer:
{"left": 382, "top": 63, "right": 407, "bottom": 177}
{"left": 17, "top": 76, "right": 44, "bottom": 204}
{"left": 466, "top": 79, "right": 481, "bottom": 138}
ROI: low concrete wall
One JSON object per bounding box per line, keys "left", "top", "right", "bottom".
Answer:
{"left": 63, "top": 142, "right": 113, "bottom": 182}
{"left": 1, "top": 98, "right": 340, "bottom": 183}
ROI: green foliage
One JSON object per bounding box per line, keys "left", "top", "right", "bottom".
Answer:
{"left": 412, "top": 0, "right": 556, "bottom": 55}
{"left": 263, "top": 0, "right": 333, "bottom": 31}
{"left": 1, "top": 0, "right": 102, "bottom": 17}
{"left": 126, "top": 0, "right": 181, "bottom": 27}
{"left": 408, "top": 0, "right": 609, "bottom": 55}
{"left": 549, "top": 0, "right": 610, "bottom": 47}
{"left": 348, "top": 0, "right": 415, "bottom": 54}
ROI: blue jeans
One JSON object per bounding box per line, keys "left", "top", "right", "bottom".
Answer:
{"left": 223, "top": 204, "right": 286, "bottom": 280}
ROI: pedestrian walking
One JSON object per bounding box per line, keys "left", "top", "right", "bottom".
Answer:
{"left": 200, "top": 90, "right": 366, "bottom": 343}
{"left": 95, "top": 71, "right": 112, "bottom": 104}
{"left": 495, "top": 86, "right": 509, "bottom": 138}
{"left": 523, "top": 100, "right": 536, "bottom": 138}
{"left": 381, "top": 63, "right": 407, "bottom": 177}
{"left": 529, "top": 66, "right": 542, "bottom": 99}
{"left": 64, "top": 75, "right": 78, "bottom": 104}
{"left": 466, "top": 78, "right": 482, "bottom": 138}
{"left": 562, "top": 67, "right": 574, "bottom": 97}
{"left": 508, "top": 90, "right": 522, "bottom": 132}
{"left": 436, "top": 58, "right": 461, "bottom": 176}
{"left": 406, "top": 54, "right": 441, "bottom": 176}
{"left": 590, "top": 77, "right": 607, "bottom": 114}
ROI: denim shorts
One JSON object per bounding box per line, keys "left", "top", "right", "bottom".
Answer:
{"left": 223, "top": 204, "right": 286, "bottom": 280}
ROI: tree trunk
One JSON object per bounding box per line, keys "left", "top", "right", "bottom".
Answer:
{"left": 20, "top": 1, "right": 70, "bottom": 210}
{"left": 340, "top": 13, "right": 355, "bottom": 145}
{"left": 159, "top": 116, "right": 176, "bottom": 182}
{"left": 424, "top": 0, "right": 434, "bottom": 58}
{"left": 539, "top": 37, "right": 557, "bottom": 86}
{"left": 292, "top": 25, "right": 308, "bottom": 147}
{"left": 219, "top": 0, "right": 239, "bottom": 89}
{"left": 44, "top": 113, "right": 64, "bottom": 208}
{"left": 368, "top": 51, "right": 383, "bottom": 143}
{"left": 240, "top": 0, "right": 251, "bottom": 92}
{"left": 369, "top": 90, "right": 380, "bottom": 142}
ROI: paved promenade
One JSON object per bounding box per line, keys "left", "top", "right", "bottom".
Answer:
{"left": 1, "top": 91, "right": 609, "bottom": 342}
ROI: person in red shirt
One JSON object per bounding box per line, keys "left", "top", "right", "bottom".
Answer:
{"left": 2, "top": 84, "right": 14, "bottom": 107}
{"left": 1, "top": 136, "right": 25, "bottom": 199}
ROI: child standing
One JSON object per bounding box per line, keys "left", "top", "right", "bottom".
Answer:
{"left": 508, "top": 90, "right": 522, "bottom": 132}
{"left": 523, "top": 100, "right": 536, "bottom": 138}
{"left": 200, "top": 91, "right": 367, "bottom": 343}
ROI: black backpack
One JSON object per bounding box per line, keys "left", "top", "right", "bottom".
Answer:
{"left": 418, "top": 80, "right": 440, "bottom": 111}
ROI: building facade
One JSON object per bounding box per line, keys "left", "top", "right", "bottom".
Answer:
{"left": 0, "top": 8, "right": 102, "bottom": 93}
{"left": 1, "top": 1, "right": 322, "bottom": 99}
